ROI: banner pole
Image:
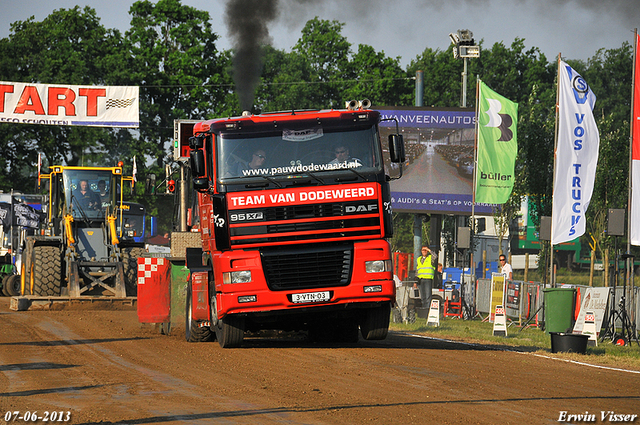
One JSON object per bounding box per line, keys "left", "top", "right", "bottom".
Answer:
{"left": 550, "top": 54, "right": 562, "bottom": 288}
{"left": 472, "top": 78, "right": 480, "bottom": 281}
{"left": 627, "top": 30, "right": 637, "bottom": 262}
{"left": 627, "top": 29, "right": 638, "bottom": 318}
{"left": 472, "top": 80, "right": 480, "bottom": 215}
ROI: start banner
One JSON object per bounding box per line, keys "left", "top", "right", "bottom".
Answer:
{"left": 0, "top": 81, "right": 139, "bottom": 128}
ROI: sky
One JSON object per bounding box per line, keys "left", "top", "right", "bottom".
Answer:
{"left": 1, "top": 0, "right": 638, "bottom": 69}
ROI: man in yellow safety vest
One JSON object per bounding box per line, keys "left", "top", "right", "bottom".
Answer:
{"left": 414, "top": 246, "right": 436, "bottom": 309}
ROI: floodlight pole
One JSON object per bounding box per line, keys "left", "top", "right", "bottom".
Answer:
{"left": 462, "top": 57, "right": 469, "bottom": 108}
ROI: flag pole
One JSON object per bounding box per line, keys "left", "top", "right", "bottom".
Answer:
{"left": 551, "top": 54, "right": 562, "bottom": 288}
{"left": 627, "top": 29, "right": 637, "bottom": 295}
{"left": 472, "top": 77, "right": 480, "bottom": 281}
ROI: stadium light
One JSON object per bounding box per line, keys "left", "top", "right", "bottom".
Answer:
{"left": 449, "top": 29, "right": 479, "bottom": 107}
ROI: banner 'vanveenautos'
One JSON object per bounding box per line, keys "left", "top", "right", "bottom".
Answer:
{"left": 377, "top": 107, "right": 494, "bottom": 215}
{"left": 0, "top": 81, "right": 139, "bottom": 128}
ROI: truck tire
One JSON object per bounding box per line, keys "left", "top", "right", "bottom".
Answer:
{"left": 360, "top": 303, "right": 391, "bottom": 340}
{"left": 122, "top": 247, "right": 146, "bottom": 296}
{"left": 334, "top": 319, "right": 359, "bottom": 343}
{"left": 215, "top": 314, "right": 244, "bottom": 348}
{"left": 185, "top": 284, "right": 212, "bottom": 342}
{"left": 4, "top": 275, "right": 21, "bottom": 297}
{"left": 1, "top": 275, "right": 10, "bottom": 296}
{"left": 309, "top": 319, "right": 359, "bottom": 343}
{"left": 31, "top": 246, "right": 62, "bottom": 296}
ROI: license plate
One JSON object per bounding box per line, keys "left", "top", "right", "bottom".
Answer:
{"left": 291, "top": 291, "right": 330, "bottom": 304}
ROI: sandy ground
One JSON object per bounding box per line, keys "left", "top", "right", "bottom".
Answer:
{"left": 1, "top": 298, "right": 639, "bottom": 425}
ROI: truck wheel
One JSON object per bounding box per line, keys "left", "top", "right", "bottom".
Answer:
{"left": 122, "top": 247, "right": 146, "bottom": 296}
{"left": 309, "top": 319, "right": 359, "bottom": 343}
{"left": 334, "top": 319, "right": 359, "bottom": 343}
{"left": 4, "top": 275, "right": 21, "bottom": 297}
{"left": 215, "top": 314, "right": 244, "bottom": 348}
{"left": 360, "top": 303, "right": 390, "bottom": 340}
{"left": 1, "top": 275, "right": 9, "bottom": 296}
{"left": 185, "top": 284, "right": 212, "bottom": 342}
{"left": 31, "top": 246, "right": 62, "bottom": 296}
{"left": 307, "top": 323, "right": 334, "bottom": 343}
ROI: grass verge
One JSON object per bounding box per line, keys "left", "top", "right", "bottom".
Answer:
{"left": 389, "top": 316, "right": 640, "bottom": 371}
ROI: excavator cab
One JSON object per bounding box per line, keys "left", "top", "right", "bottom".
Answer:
{"left": 21, "top": 165, "right": 145, "bottom": 298}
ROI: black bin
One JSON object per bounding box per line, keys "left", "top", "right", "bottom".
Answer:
{"left": 550, "top": 332, "right": 589, "bottom": 354}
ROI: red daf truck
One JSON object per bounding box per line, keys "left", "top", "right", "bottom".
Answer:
{"left": 184, "top": 101, "right": 405, "bottom": 347}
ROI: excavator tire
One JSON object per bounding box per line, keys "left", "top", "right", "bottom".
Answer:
{"left": 122, "top": 247, "right": 146, "bottom": 296}
{"left": 31, "top": 246, "right": 62, "bottom": 296}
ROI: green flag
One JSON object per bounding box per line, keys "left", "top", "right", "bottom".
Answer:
{"left": 475, "top": 81, "right": 518, "bottom": 204}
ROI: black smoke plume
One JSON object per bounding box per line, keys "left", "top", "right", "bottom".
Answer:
{"left": 225, "top": 0, "right": 279, "bottom": 112}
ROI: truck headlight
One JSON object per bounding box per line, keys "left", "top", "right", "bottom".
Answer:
{"left": 365, "top": 260, "right": 391, "bottom": 273}
{"left": 223, "top": 270, "right": 252, "bottom": 284}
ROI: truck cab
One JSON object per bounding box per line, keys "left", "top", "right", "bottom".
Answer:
{"left": 185, "top": 104, "right": 405, "bottom": 347}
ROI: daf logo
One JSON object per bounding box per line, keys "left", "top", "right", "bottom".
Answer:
{"left": 346, "top": 204, "right": 377, "bottom": 213}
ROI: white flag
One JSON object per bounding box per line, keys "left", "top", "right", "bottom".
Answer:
{"left": 552, "top": 61, "right": 600, "bottom": 245}
{"left": 132, "top": 156, "right": 137, "bottom": 190}
{"left": 133, "top": 156, "right": 137, "bottom": 182}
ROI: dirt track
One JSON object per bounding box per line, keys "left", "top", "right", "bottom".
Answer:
{"left": 1, "top": 298, "right": 639, "bottom": 425}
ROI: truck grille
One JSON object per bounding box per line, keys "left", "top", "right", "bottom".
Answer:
{"left": 229, "top": 201, "right": 381, "bottom": 247}
{"left": 260, "top": 243, "right": 353, "bottom": 291}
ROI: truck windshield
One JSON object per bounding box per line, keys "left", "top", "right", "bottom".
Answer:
{"left": 216, "top": 125, "right": 382, "bottom": 180}
{"left": 63, "top": 170, "right": 115, "bottom": 219}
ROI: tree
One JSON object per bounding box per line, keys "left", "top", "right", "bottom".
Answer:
{"left": 407, "top": 47, "right": 462, "bottom": 107}
{"left": 0, "top": 6, "right": 124, "bottom": 190}
{"left": 123, "top": 0, "right": 228, "bottom": 166}
{"left": 343, "top": 44, "right": 412, "bottom": 107}
{"left": 254, "top": 46, "right": 317, "bottom": 112}
{"left": 492, "top": 194, "right": 522, "bottom": 257}
{"left": 293, "top": 18, "right": 352, "bottom": 108}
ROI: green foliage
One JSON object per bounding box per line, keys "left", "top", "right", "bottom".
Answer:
{"left": 0, "top": 5, "right": 637, "bottom": 252}
{"left": 124, "top": 0, "right": 227, "bottom": 165}
{"left": 0, "top": 6, "right": 123, "bottom": 184}
{"left": 255, "top": 46, "right": 317, "bottom": 112}
{"left": 407, "top": 47, "right": 462, "bottom": 107}
{"left": 343, "top": 44, "right": 412, "bottom": 106}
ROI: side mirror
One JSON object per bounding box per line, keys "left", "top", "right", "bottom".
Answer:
{"left": 190, "top": 150, "right": 206, "bottom": 178}
{"left": 189, "top": 135, "right": 204, "bottom": 150}
{"left": 388, "top": 134, "right": 405, "bottom": 163}
{"left": 193, "top": 178, "right": 209, "bottom": 191}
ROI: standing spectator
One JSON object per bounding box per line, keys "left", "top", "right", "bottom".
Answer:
{"left": 499, "top": 254, "right": 512, "bottom": 280}
{"left": 414, "top": 246, "right": 436, "bottom": 309}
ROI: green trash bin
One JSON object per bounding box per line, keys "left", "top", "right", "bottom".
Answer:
{"left": 543, "top": 288, "right": 576, "bottom": 334}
